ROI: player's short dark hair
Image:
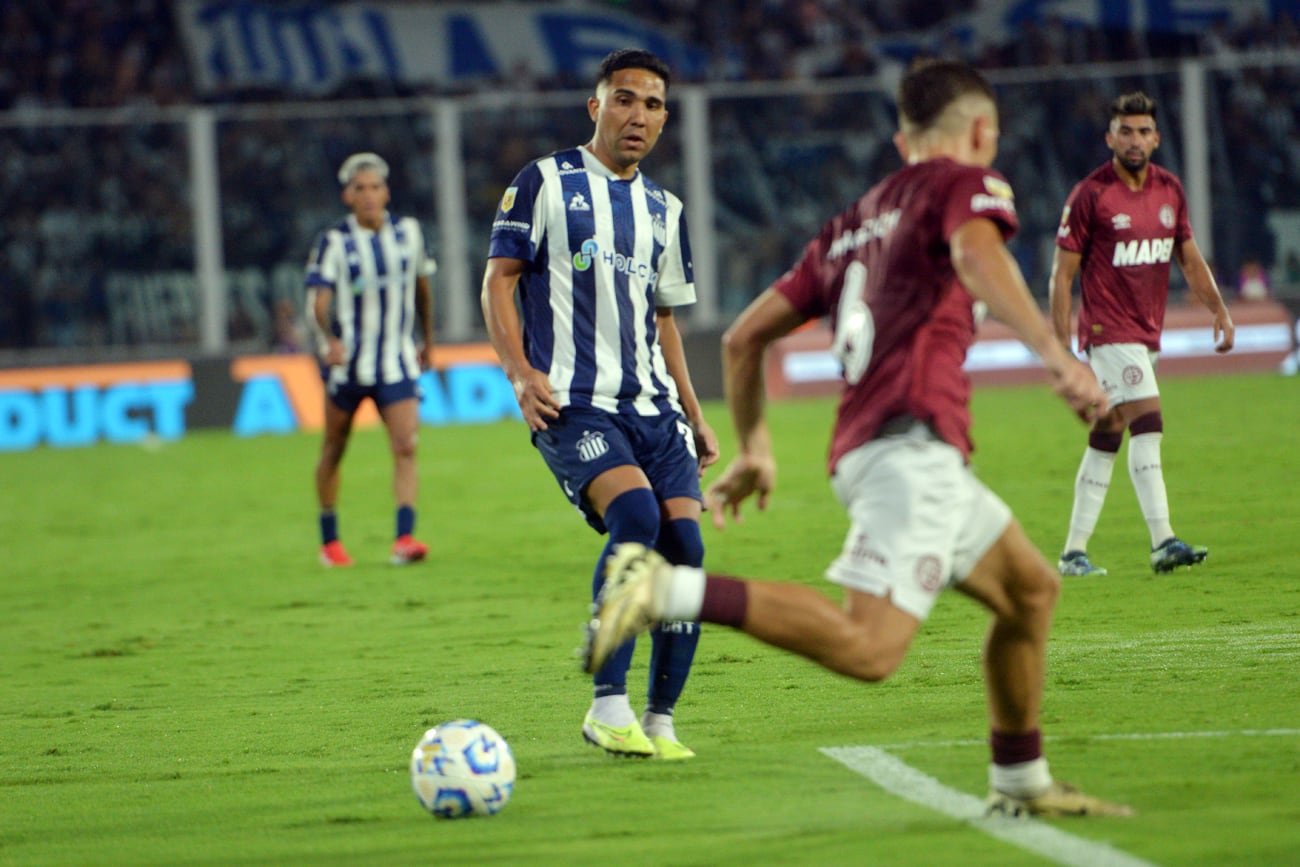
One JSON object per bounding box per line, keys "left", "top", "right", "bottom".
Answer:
{"left": 897, "top": 59, "right": 996, "bottom": 131}
{"left": 1111, "top": 91, "right": 1157, "bottom": 121}
{"left": 597, "top": 48, "right": 671, "bottom": 91}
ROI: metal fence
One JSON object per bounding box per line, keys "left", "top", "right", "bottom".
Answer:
{"left": 3, "top": 49, "right": 1298, "bottom": 364}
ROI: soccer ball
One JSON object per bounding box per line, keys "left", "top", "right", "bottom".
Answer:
{"left": 410, "top": 719, "right": 516, "bottom": 818}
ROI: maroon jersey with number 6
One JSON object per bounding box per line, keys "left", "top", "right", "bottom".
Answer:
{"left": 1056, "top": 161, "right": 1193, "bottom": 351}
{"left": 773, "top": 157, "right": 1019, "bottom": 471}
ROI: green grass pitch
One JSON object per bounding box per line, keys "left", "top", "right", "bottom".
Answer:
{"left": 2, "top": 372, "right": 1297, "bottom": 866}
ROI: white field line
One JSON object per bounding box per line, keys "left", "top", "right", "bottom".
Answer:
{"left": 820, "top": 731, "right": 1299, "bottom": 867}
{"left": 821, "top": 745, "right": 1157, "bottom": 867}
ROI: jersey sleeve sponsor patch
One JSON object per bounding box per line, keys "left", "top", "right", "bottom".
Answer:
{"left": 971, "top": 173, "right": 1016, "bottom": 216}
{"left": 982, "top": 175, "right": 1013, "bottom": 199}
{"left": 971, "top": 193, "right": 1015, "bottom": 215}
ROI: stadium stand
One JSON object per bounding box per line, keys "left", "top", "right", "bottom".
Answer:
{"left": 2, "top": 1, "right": 1299, "bottom": 354}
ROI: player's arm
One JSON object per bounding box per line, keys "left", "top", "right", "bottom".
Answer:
{"left": 1174, "top": 238, "right": 1235, "bottom": 353}
{"left": 706, "top": 288, "right": 807, "bottom": 529}
{"left": 1048, "top": 247, "right": 1082, "bottom": 352}
{"left": 656, "top": 307, "right": 719, "bottom": 474}
{"left": 312, "top": 285, "right": 346, "bottom": 367}
{"left": 480, "top": 256, "right": 560, "bottom": 431}
{"left": 415, "top": 274, "right": 435, "bottom": 369}
{"left": 950, "top": 217, "right": 1108, "bottom": 422}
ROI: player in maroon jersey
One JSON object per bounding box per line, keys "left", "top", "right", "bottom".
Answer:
{"left": 1049, "top": 92, "right": 1234, "bottom": 578}
{"left": 583, "top": 60, "right": 1132, "bottom": 817}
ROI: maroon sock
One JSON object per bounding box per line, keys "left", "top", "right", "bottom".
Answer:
{"left": 699, "top": 575, "right": 748, "bottom": 628}
{"left": 990, "top": 729, "right": 1042, "bottom": 765}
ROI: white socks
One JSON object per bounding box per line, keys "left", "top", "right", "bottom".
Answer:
{"left": 641, "top": 711, "right": 676, "bottom": 741}
{"left": 1128, "top": 433, "right": 1174, "bottom": 547}
{"left": 589, "top": 701, "right": 677, "bottom": 740}
{"left": 989, "top": 757, "right": 1052, "bottom": 798}
{"left": 662, "top": 565, "right": 706, "bottom": 621}
{"left": 1065, "top": 447, "right": 1117, "bottom": 553}
{"left": 589, "top": 694, "right": 636, "bottom": 727}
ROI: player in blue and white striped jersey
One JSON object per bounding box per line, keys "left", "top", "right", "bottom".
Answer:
{"left": 306, "top": 152, "right": 436, "bottom": 569}
{"left": 483, "top": 49, "right": 719, "bottom": 760}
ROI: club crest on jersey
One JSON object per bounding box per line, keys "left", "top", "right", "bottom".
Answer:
{"left": 568, "top": 192, "right": 591, "bottom": 212}
{"left": 500, "top": 186, "right": 517, "bottom": 213}
{"left": 573, "top": 239, "right": 598, "bottom": 271}
{"left": 914, "top": 555, "right": 945, "bottom": 594}
{"left": 576, "top": 430, "right": 609, "bottom": 462}
{"left": 1159, "top": 204, "right": 1175, "bottom": 229}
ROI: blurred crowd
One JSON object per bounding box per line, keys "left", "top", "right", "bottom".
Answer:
{"left": 3, "top": 1, "right": 1300, "bottom": 352}
{"left": 7, "top": 0, "right": 1300, "bottom": 109}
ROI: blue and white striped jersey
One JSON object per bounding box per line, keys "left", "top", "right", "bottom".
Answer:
{"left": 489, "top": 146, "right": 695, "bottom": 416}
{"left": 305, "top": 213, "right": 435, "bottom": 388}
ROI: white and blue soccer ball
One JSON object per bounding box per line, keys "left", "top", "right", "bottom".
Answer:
{"left": 410, "top": 720, "right": 515, "bottom": 818}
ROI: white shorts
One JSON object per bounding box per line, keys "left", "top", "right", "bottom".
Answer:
{"left": 1087, "top": 343, "right": 1160, "bottom": 406}
{"left": 826, "top": 422, "right": 1012, "bottom": 621}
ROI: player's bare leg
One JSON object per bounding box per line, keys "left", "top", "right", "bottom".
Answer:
{"left": 740, "top": 583, "right": 918, "bottom": 682}
{"left": 380, "top": 397, "right": 427, "bottom": 564}
{"left": 958, "top": 519, "right": 1056, "bottom": 735}
{"left": 381, "top": 397, "right": 420, "bottom": 507}
{"left": 316, "top": 399, "right": 355, "bottom": 566}
{"left": 316, "top": 399, "right": 354, "bottom": 509}
{"left": 962, "top": 520, "right": 1132, "bottom": 816}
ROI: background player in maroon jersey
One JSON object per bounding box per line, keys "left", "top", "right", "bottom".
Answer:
{"left": 1049, "top": 92, "right": 1234, "bottom": 578}
{"left": 584, "top": 60, "right": 1131, "bottom": 817}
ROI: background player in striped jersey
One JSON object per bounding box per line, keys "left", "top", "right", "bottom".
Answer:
{"left": 482, "top": 49, "right": 718, "bottom": 759}
{"left": 585, "top": 59, "right": 1132, "bottom": 816}
{"left": 1050, "top": 92, "right": 1235, "bottom": 577}
{"left": 306, "top": 152, "right": 436, "bottom": 568}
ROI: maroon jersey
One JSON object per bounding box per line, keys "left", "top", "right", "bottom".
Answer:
{"left": 1056, "top": 161, "right": 1192, "bottom": 351}
{"left": 773, "top": 158, "right": 1018, "bottom": 471}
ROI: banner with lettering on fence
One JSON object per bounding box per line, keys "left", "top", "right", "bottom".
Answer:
{"left": 174, "top": 1, "right": 707, "bottom": 96}
{"left": 174, "top": 0, "right": 1300, "bottom": 97}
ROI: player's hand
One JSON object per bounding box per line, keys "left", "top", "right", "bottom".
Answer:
{"left": 705, "top": 453, "right": 776, "bottom": 531}
{"left": 321, "top": 337, "right": 346, "bottom": 367}
{"left": 1214, "top": 311, "right": 1235, "bottom": 354}
{"left": 690, "top": 418, "right": 720, "bottom": 476}
{"left": 1051, "top": 357, "right": 1110, "bottom": 424}
{"left": 512, "top": 367, "right": 561, "bottom": 432}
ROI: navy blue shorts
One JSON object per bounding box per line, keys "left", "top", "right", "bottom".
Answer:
{"left": 326, "top": 375, "right": 421, "bottom": 414}
{"left": 532, "top": 406, "right": 702, "bottom": 533}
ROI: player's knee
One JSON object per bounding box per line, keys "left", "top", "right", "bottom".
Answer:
{"left": 843, "top": 643, "right": 905, "bottom": 683}
{"left": 656, "top": 518, "right": 704, "bottom": 567}
{"left": 318, "top": 442, "right": 346, "bottom": 467}
{"left": 1013, "top": 563, "right": 1060, "bottom": 620}
{"left": 830, "top": 626, "right": 907, "bottom": 682}
{"left": 602, "top": 487, "right": 660, "bottom": 545}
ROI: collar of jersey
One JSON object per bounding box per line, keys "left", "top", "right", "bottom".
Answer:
{"left": 580, "top": 145, "right": 639, "bottom": 183}
{"left": 346, "top": 211, "right": 393, "bottom": 235}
